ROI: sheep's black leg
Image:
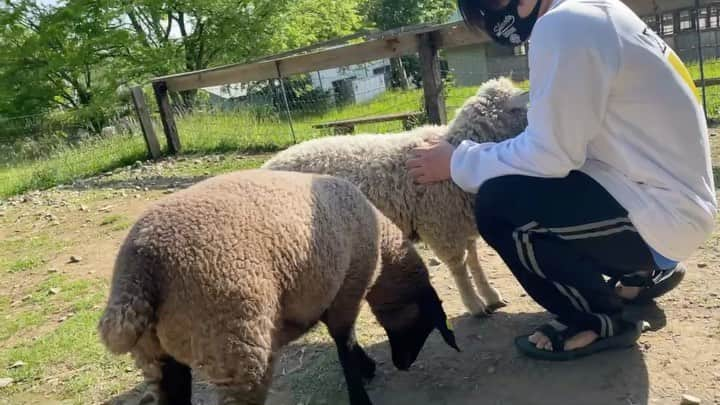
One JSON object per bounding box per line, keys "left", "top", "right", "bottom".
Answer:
{"left": 347, "top": 329, "right": 376, "bottom": 380}
{"left": 321, "top": 266, "right": 376, "bottom": 405}
{"left": 159, "top": 356, "right": 192, "bottom": 405}
{"left": 330, "top": 329, "right": 374, "bottom": 405}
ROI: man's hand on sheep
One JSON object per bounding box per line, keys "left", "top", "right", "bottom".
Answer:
{"left": 406, "top": 139, "right": 455, "bottom": 184}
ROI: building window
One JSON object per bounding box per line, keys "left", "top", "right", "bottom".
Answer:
{"left": 372, "top": 66, "right": 390, "bottom": 75}
{"left": 513, "top": 43, "right": 527, "bottom": 56}
{"left": 679, "top": 9, "right": 694, "bottom": 31}
{"left": 710, "top": 6, "right": 720, "bottom": 28}
{"left": 661, "top": 12, "right": 674, "bottom": 35}
{"left": 698, "top": 8, "right": 708, "bottom": 30}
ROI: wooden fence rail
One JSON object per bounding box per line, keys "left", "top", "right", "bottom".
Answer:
{"left": 141, "top": 18, "right": 720, "bottom": 157}
{"left": 146, "top": 21, "right": 491, "bottom": 155}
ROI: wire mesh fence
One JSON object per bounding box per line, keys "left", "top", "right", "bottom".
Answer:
{"left": 0, "top": 105, "right": 147, "bottom": 166}
{"left": 159, "top": 53, "right": 530, "bottom": 157}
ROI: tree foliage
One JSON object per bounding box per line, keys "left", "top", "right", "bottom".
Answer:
{"left": 0, "top": 0, "right": 457, "bottom": 140}
{"left": 0, "top": 0, "right": 133, "bottom": 131}
{"left": 363, "top": 0, "right": 455, "bottom": 30}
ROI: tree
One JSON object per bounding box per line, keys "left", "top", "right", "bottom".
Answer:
{"left": 120, "top": 0, "right": 291, "bottom": 108}
{"left": 121, "top": 0, "right": 366, "bottom": 108}
{"left": 269, "top": 0, "right": 364, "bottom": 51}
{"left": 362, "top": 0, "right": 455, "bottom": 89}
{"left": 0, "top": 0, "right": 135, "bottom": 134}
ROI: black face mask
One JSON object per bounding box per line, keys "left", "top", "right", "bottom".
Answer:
{"left": 482, "top": 0, "right": 542, "bottom": 47}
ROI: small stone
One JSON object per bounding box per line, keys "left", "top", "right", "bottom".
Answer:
{"left": 428, "top": 257, "right": 442, "bottom": 266}
{"left": 125, "top": 366, "right": 135, "bottom": 372}
{"left": 79, "top": 204, "right": 88, "bottom": 212}
{"left": 697, "top": 263, "right": 708, "bottom": 268}
{"left": 681, "top": 394, "right": 701, "bottom": 405}
{"left": 48, "top": 288, "right": 60, "bottom": 295}
{"left": 47, "top": 268, "right": 58, "bottom": 273}
{"left": 69, "top": 255, "right": 82, "bottom": 263}
{"left": 0, "top": 378, "right": 13, "bottom": 388}
{"left": 58, "top": 316, "right": 67, "bottom": 323}
{"left": 22, "top": 295, "right": 32, "bottom": 301}
{"left": 8, "top": 361, "right": 25, "bottom": 369}
{"left": 143, "top": 187, "right": 149, "bottom": 192}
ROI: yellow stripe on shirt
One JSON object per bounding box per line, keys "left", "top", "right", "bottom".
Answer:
{"left": 667, "top": 49, "right": 700, "bottom": 102}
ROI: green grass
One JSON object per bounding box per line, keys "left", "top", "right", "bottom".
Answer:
{"left": 7, "top": 257, "right": 44, "bottom": 274}
{"left": 0, "top": 233, "right": 63, "bottom": 274}
{"left": 0, "top": 133, "right": 149, "bottom": 199}
{"left": 99, "top": 214, "right": 132, "bottom": 231}
{"left": 686, "top": 58, "right": 720, "bottom": 119}
{"left": 0, "top": 275, "right": 138, "bottom": 404}
{"left": 0, "top": 85, "right": 486, "bottom": 200}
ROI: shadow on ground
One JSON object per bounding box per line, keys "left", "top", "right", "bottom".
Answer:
{"left": 103, "top": 304, "right": 667, "bottom": 405}
{"left": 69, "top": 175, "right": 210, "bottom": 192}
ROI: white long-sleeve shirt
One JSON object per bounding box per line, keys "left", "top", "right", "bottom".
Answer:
{"left": 450, "top": 0, "right": 717, "bottom": 261}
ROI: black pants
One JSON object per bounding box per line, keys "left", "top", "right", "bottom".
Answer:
{"left": 474, "top": 171, "right": 657, "bottom": 337}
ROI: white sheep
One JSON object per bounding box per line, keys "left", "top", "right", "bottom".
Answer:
{"left": 261, "top": 77, "right": 529, "bottom": 317}
{"left": 97, "top": 169, "right": 459, "bottom": 405}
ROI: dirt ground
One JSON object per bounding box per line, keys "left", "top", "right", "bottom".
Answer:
{"left": 1, "top": 152, "right": 719, "bottom": 405}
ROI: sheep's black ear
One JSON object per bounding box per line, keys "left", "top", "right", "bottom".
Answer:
{"left": 419, "top": 287, "right": 461, "bottom": 352}
{"left": 437, "top": 316, "right": 460, "bottom": 352}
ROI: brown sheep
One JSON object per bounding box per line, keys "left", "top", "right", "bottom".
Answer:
{"left": 97, "top": 169, "right": 459, "bottom": 405}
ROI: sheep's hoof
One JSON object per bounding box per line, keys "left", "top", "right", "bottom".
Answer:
{"left": 486, "top": 299, "right": 509, "bottom": 313}
{"left": 138, "top": 392, "right": 160, "bottom": 405}
{"left": 138, "top": 387, "right": 166, "bottom": 405}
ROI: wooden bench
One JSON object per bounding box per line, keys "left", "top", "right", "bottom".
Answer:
{"left": 312, "top": 111, "right": 424, "bottom": 135}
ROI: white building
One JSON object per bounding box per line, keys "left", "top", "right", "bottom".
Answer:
{"left": 310, "top": 58, "right": 392, "bottom": 104}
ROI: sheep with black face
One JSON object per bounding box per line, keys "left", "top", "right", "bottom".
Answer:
{"left": 97, "top": 169, "right": 458, "bottom": 405}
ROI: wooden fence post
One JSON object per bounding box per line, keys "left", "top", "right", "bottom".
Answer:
{"left": 152, "top": 80, "right": 181, "bottom": 154}
{"left": 130, "top": 86, "right": 162, "bottom": 159}
{"left": 418, "top": 32, "right": 447, "bottom": 125}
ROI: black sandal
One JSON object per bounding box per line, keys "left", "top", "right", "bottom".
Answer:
{"left": 514, "top": 318, "right": 643, "bottom": 361}
{"left": 609, "top": 263, "right": 686, "bottom": 305}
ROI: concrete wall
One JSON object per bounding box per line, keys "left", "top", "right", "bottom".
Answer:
{"left": 444, "top": 45, "right": 489, "bottom": 87}
{"left": 445, "top": 43, "right": 528, "bottom": 87}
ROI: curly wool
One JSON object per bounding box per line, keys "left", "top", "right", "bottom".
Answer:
{"left": 261, "top": 77, "right": 528, "bottom": 316}
{"left": 97, "top": 169, "right": 439, "bottom": 404}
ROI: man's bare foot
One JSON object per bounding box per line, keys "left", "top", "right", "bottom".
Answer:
{"left": 529, "top": 328, "right": 599, "bottom": 351}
